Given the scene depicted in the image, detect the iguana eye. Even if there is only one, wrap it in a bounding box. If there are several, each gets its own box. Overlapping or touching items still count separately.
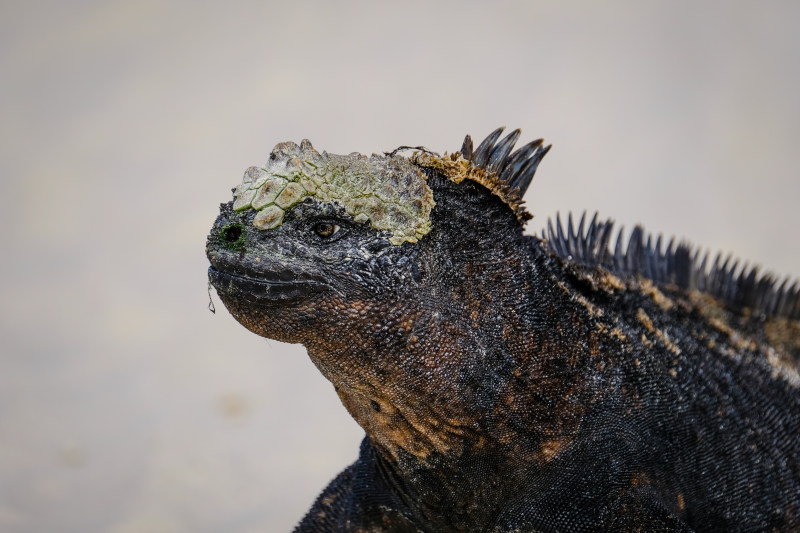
[313,222,340,238]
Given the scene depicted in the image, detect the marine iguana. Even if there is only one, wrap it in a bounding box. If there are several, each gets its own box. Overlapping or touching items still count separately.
[206,128,800,532]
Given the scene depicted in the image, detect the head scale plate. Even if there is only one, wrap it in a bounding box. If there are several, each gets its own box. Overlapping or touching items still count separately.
[231,140,435,245]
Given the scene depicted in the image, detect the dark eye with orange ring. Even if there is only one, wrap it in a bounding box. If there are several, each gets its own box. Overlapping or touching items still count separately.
[313,222,340,238]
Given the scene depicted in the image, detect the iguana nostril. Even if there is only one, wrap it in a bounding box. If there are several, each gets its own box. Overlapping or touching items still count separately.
[221,224,243,243]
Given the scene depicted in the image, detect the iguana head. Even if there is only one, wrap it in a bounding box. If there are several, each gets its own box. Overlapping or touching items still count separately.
[206,128,550,459]
[206,139,435,343]
[207,128,548,343]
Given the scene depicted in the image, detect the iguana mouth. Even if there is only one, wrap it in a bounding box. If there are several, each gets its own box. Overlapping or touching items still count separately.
[207,265,330,303]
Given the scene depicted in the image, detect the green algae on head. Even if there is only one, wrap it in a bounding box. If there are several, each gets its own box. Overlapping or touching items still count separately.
[231,139,435,245]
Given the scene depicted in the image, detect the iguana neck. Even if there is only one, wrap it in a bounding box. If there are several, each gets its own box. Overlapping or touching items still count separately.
[304,237,598,466]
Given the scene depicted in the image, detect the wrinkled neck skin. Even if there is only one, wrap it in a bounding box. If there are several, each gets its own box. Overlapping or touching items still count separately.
[308,235,569,462]
[327,243,599,528]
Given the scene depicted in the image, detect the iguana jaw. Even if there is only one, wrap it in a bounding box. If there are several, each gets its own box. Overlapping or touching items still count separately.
[207,265,330,304]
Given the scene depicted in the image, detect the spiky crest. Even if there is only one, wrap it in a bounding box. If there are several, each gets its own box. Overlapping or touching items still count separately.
[412,127,551,222]
[544,212,800,320]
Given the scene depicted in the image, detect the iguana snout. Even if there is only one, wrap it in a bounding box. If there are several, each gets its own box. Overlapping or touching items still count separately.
[206,202,333,306]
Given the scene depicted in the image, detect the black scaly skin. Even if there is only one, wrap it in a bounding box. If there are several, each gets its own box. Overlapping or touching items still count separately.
[207,129,800,532]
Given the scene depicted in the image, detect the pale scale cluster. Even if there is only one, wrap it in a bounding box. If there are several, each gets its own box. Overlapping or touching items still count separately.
[231,140,435,245]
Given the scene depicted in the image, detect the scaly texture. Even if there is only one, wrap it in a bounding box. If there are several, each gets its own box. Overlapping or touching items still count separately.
[231,139,435,245]
[207,128,800,532]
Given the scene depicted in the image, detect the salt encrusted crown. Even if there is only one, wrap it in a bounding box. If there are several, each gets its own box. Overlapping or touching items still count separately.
[231,140,435,245]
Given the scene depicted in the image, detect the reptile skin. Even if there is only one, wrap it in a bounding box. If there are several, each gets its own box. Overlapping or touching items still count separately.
[207,128,799,532]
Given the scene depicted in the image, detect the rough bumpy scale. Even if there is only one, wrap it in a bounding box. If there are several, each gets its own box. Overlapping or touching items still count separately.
[206,128,800,532]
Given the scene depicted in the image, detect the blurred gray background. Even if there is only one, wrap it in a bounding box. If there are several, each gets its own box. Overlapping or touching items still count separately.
[1,1,798,532]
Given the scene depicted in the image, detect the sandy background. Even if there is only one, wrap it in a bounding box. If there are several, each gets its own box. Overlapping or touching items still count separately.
[1,1,798,532]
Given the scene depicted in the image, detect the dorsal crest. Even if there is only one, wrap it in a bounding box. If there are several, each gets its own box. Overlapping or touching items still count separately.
[412,127,551,222]
[545,211,800,320]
